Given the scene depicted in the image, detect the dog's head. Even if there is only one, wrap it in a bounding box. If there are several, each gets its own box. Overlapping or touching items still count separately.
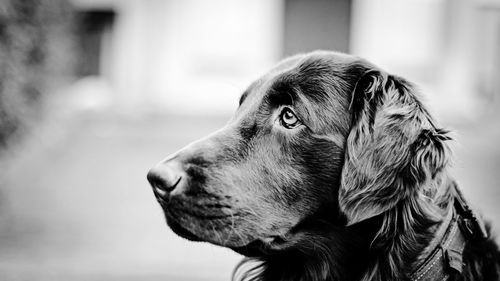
[147,51,450,255]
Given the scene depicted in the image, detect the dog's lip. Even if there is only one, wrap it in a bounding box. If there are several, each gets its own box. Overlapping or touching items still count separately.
[231,237,284,256]
[168,204,239,220]
[162,195,237,219]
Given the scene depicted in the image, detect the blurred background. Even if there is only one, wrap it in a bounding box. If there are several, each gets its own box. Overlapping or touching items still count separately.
[0,0,499,280]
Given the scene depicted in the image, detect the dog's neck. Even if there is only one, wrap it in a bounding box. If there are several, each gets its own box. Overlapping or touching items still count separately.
[234,176,456,281]
[234,215,382,281]
[353,174,455,281]
[413,198,454,265]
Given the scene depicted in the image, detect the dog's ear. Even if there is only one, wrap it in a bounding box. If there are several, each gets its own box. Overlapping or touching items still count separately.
[339,70,451,224]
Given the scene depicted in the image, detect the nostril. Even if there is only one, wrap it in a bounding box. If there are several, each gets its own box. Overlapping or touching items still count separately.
[159,176,181,193]
[147,166,183,196]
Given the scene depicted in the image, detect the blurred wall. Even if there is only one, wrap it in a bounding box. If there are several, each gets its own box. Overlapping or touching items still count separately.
[472,1,500,106]
[351,0,500,120]
[72,0,284,114]
[283,0,351,56]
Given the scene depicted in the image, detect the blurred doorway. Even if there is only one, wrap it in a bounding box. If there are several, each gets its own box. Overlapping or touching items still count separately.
[75,10,116,79]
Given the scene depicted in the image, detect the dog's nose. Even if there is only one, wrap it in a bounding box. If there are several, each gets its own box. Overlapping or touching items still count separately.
[147,163,183,197]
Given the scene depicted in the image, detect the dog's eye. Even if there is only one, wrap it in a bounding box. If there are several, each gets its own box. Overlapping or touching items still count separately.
[280,108,300,129]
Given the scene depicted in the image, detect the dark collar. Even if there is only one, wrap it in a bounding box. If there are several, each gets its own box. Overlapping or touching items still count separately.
[410,182,488,281]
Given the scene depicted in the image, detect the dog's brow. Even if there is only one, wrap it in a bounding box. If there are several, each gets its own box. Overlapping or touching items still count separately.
[266,85,298,107]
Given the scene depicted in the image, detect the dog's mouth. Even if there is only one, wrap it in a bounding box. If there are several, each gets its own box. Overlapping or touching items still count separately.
[162,202,252,246]
[161,200,312,251]
[166,210,285,255]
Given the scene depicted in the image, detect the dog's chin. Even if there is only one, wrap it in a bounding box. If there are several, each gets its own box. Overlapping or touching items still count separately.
[166,215,204,242]
[167,216,273,254]
[164,209,258,247]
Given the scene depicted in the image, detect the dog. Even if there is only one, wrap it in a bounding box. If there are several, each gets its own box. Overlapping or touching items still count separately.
[147,51,500,281]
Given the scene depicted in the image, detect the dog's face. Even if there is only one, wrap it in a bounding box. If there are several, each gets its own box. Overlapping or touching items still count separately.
[147,51,449,254]
[147,52,359,251]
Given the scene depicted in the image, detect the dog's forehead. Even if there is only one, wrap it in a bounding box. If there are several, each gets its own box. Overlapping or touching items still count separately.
[240,52,359,105]
[238,56,303,106]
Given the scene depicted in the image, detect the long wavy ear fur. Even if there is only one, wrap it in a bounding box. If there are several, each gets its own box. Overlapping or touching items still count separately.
[339,70,452,224]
